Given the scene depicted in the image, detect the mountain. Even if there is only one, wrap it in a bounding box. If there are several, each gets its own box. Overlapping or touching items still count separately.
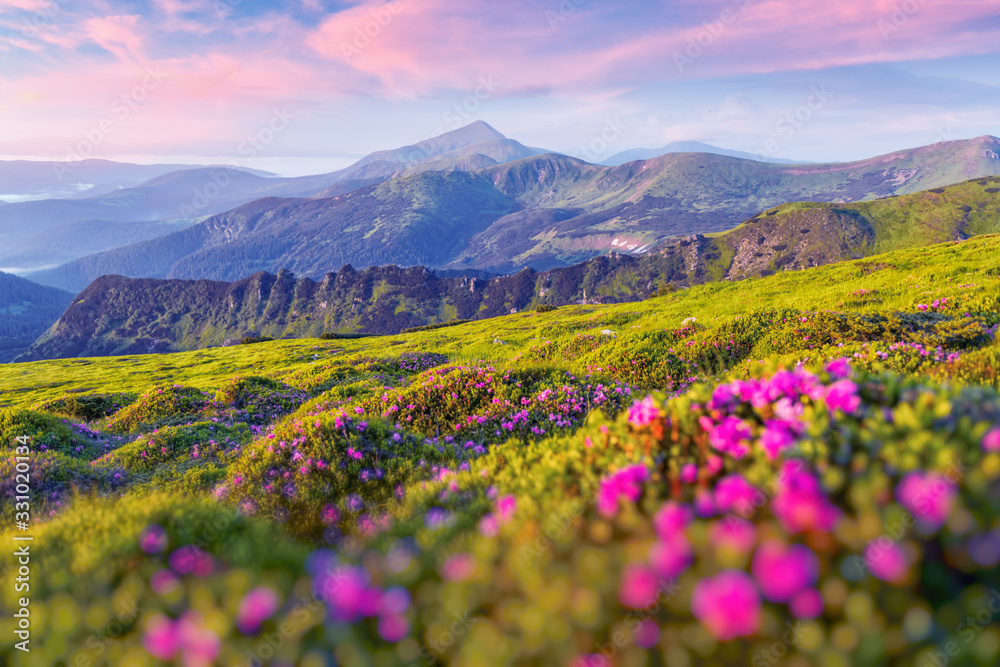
[1,123,546,275]
[0,158,274,203]
[16,175,1000,362]
[601,141,806,165]
[314,121,546,191]
[0,272,74,362]
[32,135,1000,292]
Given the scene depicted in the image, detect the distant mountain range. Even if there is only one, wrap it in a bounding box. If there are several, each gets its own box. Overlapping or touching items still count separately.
[601,141,807,166]
[0,122,547,274]
[30,133,1000,292]
[16,175,1000,362]
[0,272,73,362]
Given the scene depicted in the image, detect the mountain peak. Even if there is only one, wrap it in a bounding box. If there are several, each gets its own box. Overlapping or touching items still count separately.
[412,121,509,152]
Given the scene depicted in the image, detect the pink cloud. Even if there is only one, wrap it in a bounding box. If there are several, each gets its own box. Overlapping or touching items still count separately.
[306,0,1000,96]
[84,14,145,62]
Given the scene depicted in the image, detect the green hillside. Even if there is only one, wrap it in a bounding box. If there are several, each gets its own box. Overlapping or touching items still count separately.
[2,236,1000,666]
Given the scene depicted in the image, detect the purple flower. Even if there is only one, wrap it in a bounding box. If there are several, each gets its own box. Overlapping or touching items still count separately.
[896,471,956,529]
[751,540,818,602]
[824,358,853,380]
[824,379,861,414]
[628,396,661,428]
[691,570,761,641]
[760,420,796,460]
[772,461,839,534]
[346,494,365,512]
[713,474,762,517]
[653,501,692,541]
[139,523,169,554]
[863,539,909,583]
[619,564,659,608]
[983,428,1000,452]
[236,587,280,634]
[706,416,753,458]
[596,465,649,518]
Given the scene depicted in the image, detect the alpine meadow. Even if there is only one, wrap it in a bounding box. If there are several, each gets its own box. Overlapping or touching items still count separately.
[1,2,1000,667]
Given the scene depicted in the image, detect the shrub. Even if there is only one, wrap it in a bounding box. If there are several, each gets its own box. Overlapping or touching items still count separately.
[535,304,558,313]
[106,384,219,434]
[360,365,633,445]
[33,392,138,421]
[94,421,250,475]
[225,415,457,541]
[241,335,275,344]
[0,451,124,530]
[0,409,111,459]
[216,376,310,425]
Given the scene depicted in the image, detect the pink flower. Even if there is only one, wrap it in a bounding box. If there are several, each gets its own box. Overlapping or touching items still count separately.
[479,514,499,537]
[236,587,280,634]
[150,569,180,596]
[691,570,761,641]
[707,417,753,458]
[143,614,180,660]
[169,545,214,577]
[619,564,659,609]
[824,379,861,414]
[790,589,824,619]
[653,502,692,541]
[713,474,762,517]
[139,523,169,554]
[982,428,1000,452]
[176,613,220,667]
[709,516,757,557]
[760,420,796,460]
[596,465,649,518]
[680,463,697,483]
[497,495,517,524]
[634,619,659,648]
[441,553,476,582]
[824,358,853,380]
[863,539,909,583]
[771,461,839,534]
[896,472,956,529]
[628,396,661,427]
[751,540,818,602]
[378,614,410,642]
[649,535,693,578]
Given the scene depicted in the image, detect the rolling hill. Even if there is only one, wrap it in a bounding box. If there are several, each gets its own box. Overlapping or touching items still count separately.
[31,135,1000,292]
[0,272,74,362]
[601,140,805,165]
[16,176,1000,362]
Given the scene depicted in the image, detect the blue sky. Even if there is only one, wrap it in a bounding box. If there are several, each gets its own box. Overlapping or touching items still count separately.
[1,0,998,170]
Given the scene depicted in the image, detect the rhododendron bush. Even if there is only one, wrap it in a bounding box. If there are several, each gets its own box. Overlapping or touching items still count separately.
[5,352,1000,666]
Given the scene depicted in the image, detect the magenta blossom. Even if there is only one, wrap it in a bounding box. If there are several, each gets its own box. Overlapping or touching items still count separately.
[441,553,476,582]
[236,587,280,634]
[628,396,662,427]
[982,428,1000,452]
[497,495,517,524]
[143,614,180,660]
[596,465,649,518]
[824,379,861,414]
[825,358,853,380]
[751,540,818,602]
[863,539,909,583]
[771,461,840,534]
[619,564,659,609]
[653,501,693,541]
[706,416,753,458]
[896,471,957,529]
[713,474,763,517]
[649,535,693,578]
[760,419,797,460]
[790,589,824,619]
[691,570,761,641]
[139,523,169,554]
[710,516,757,557]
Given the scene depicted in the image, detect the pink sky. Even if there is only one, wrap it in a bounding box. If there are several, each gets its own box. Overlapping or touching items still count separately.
[1,0,998,163]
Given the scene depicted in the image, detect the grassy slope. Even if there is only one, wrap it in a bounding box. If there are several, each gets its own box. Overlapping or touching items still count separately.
[4,235,997,409]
